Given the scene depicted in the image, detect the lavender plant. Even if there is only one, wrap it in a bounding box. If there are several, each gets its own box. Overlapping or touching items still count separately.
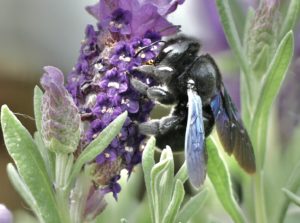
[1,0,300,223]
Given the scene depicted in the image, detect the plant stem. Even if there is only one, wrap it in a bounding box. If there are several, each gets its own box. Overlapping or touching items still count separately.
[254,171,267,223]
[55,153,72,223]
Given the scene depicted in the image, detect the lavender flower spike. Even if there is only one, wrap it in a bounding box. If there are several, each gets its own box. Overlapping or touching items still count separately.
[41,66,81,154]
[67,0,184,199]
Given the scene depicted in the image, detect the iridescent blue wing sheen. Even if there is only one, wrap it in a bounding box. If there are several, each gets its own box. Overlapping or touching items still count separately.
[185,88,207,188]
[210,84,256,173]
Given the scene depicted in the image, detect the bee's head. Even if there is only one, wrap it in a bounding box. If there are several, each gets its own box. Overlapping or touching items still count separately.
[155,35,200,67]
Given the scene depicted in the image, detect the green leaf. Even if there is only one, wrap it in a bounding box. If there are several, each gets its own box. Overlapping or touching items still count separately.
[34,132,55,181]
[276,159,300,222]
[252,31,293,127]
[6,163,41,219]
[1,105,62,223]
[69,111,127,184]
[162,180,185,223]
[282,188,300,207]
[241,7,255,126]
[158,147,175,216]
[280,0,300,38]
[151,158,170,222]
[142,137,156,223]
[174,161,188,184]
[206,137,246,223]
[215,0,250,77]
[33,86,43,133]
[33,87,56,181]
[251,31,294,165]
[175,188,208,223]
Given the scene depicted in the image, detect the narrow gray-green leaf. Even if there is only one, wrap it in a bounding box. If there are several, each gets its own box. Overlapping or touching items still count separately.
[251,31,294,164]
[252,31,293,128]
[151,159,170,222]
[215,0,250,76]
[282,188,300,207]
[207,137,246,223]
[33,86,43,133]
[241,7,255,126]
[142,137,156,223]
[175,188,209,223]
[174,161,188,183]
[34,132,55,181]
[69,111,127,183]
[6,163,41,220]
[280,0,300,38]
[1,105,61,223]
[162,180,184,223]
[277,159,300,222]
[158,147,175,214]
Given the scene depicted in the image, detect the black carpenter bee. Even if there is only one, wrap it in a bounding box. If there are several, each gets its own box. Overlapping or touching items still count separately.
[131,35,256,187]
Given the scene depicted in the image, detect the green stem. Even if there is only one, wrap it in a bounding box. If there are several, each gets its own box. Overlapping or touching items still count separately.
[250,115,269,223]
[254,172,267,223]
[55,153,72,223]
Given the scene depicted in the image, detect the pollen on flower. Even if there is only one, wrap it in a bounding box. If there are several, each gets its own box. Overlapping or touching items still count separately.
[107,81,120,88]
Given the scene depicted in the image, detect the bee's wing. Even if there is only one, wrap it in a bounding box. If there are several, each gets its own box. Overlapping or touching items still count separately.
[185,89,207,188]
[210,84,256,173]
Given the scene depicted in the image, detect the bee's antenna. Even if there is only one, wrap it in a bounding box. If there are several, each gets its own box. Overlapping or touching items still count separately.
[134,40,166,57]
[158,25,181,35]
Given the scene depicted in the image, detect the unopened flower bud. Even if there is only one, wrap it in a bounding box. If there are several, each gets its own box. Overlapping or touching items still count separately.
[246,0,280,77]
[84,188,107,221]
[41,66,81,153]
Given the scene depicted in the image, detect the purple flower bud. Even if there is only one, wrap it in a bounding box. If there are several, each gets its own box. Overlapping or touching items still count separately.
[246,0,280,76]
[41,66,81,153]
[84,188,107,221]
[0,204,13,223]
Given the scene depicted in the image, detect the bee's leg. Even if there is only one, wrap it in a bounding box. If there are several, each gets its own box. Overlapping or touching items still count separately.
[130,78,176,105]
[130,78,149,95]
[139,115,183,136]
[147,87,176,105]
[138,115,186,150]
[134,65,175,84]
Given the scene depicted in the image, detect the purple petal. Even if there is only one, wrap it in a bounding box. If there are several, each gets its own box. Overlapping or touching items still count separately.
[86,0,121,21]
[41,66,64,90]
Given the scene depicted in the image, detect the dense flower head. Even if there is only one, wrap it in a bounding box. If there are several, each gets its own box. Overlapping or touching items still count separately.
[67,0,183,198]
